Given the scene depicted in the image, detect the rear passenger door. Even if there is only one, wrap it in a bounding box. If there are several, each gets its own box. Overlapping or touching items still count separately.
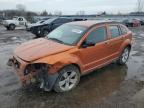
[107,25,124,59]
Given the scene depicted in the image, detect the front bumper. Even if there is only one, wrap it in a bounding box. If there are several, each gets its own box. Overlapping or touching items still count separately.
[7,56,32,86]
[7,56,58,91]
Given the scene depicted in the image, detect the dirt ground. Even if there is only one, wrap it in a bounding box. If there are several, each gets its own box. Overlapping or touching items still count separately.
[0,25,144,108]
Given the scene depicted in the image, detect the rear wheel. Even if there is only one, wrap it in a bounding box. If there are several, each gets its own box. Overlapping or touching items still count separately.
[9,24,16,30]
[117,47,130,65]
[54,65,80,92]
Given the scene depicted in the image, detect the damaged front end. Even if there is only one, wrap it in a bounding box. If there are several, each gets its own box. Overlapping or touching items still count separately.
[8,57,58,91]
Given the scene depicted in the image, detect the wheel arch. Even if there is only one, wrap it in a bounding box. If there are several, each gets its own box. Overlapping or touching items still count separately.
[50,62,82,75]
[119,39,132,55]
[9,23,16,26]
[32,55,83,75]
[125,44,131,50]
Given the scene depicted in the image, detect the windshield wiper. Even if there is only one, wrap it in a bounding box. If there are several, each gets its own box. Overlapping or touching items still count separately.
[48,38,64,44]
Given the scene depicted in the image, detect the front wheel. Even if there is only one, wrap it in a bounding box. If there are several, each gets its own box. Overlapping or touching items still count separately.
[41,29,49,37]
[117,47,130,65]
[54,65,80,92]
[9,24,16,30]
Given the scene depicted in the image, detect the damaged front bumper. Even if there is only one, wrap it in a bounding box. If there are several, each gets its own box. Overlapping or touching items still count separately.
[7,56,58,91]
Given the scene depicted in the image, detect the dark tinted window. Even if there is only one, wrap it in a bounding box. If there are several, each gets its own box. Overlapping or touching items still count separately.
[73,19,87,21]
[109,26,120,38]
[54,18,72,23]
[120,26,128,35]
[18,18,23,21]
[86,27,106,44]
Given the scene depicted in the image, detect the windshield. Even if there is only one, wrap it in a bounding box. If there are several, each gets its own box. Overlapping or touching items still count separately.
[12,17,18,20]
[47,24,87,45]
[36,20,45,24]
[43,18,57,24]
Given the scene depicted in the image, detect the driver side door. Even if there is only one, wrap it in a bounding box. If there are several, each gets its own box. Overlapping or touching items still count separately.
[78,25,110,73]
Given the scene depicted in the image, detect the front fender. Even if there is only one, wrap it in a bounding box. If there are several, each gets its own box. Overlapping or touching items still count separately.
[32,53,83,74]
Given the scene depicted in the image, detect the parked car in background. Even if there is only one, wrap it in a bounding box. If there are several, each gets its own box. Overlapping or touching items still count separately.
[123,18,141,27]
[8,20,132,92]
[139,19,144,26]
[2,16,28,30]
[26,20,46,31]
[0,17,6,24]
[29,17,87,38]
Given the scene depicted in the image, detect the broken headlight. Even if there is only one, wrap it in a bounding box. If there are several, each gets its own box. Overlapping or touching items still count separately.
[24,63,50,76]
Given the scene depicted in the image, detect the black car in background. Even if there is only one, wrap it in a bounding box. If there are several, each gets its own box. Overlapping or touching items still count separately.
[140,20,144,26]
[29,17,87,38]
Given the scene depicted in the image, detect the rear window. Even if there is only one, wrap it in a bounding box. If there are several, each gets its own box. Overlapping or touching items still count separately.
[109,25,120,38]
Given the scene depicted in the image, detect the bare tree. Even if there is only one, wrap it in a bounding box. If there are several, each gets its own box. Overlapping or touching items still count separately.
[76,11,85,16]
[40,10,48,16]
[16,4,26,12]
[136,0,144,12]
[54,11,62,16]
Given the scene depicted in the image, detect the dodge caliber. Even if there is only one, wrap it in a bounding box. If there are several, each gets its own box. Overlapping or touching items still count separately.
[8,21,132,92]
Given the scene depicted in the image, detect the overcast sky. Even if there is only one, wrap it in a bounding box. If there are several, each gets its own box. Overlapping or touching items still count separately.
[0,0,138,14]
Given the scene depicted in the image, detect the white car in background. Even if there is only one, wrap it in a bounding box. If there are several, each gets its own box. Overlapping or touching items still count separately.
[2,16,28,30]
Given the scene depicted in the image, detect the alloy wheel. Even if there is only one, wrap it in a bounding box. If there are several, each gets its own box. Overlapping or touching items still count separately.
[59,70,78,91]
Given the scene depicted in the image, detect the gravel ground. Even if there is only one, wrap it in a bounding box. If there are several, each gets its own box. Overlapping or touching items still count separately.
[0,25,144,108]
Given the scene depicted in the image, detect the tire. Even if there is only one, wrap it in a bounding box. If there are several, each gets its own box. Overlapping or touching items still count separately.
[54,65,80,92]
[6,27,10,30]
[41,29,49,37]
[35,34,41,38]
[9,24,16,30]
[117,47,130,65]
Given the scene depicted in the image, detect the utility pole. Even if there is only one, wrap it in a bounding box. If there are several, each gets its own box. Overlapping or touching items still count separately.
[136,0,144,12]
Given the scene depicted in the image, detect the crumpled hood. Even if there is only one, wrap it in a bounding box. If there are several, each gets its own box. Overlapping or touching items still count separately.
[14,38,73,62]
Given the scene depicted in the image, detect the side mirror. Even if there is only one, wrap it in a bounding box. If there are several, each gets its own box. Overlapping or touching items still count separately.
[81,41,95,48]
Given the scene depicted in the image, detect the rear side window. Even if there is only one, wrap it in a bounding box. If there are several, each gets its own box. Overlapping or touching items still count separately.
[120,25,128,35]
[109,26,120,38]
[86,27,107,44]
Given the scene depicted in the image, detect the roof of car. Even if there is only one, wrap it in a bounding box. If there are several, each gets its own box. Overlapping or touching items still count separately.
[67,20,119,27]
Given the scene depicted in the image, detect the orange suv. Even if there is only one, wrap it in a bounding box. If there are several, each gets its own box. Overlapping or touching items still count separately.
[8,21,132,92]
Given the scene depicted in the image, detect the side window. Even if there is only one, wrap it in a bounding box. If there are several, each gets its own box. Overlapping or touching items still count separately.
[86,27,107,44]
[109,25,120,38]
[120,25,128,35]
[53,19,61,23]
[18,18,23,21]
[54,18,72,24]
